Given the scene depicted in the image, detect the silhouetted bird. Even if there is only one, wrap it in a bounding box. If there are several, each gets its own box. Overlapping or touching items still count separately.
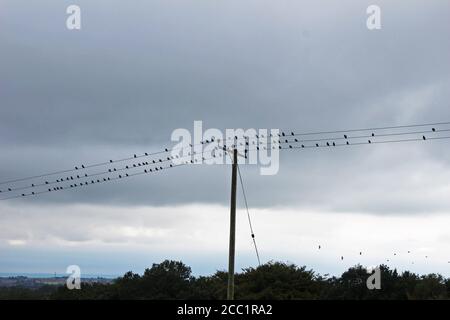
[423,136,426,140]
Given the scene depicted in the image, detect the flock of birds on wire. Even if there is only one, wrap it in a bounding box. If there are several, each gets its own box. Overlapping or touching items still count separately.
[1,121,450,201]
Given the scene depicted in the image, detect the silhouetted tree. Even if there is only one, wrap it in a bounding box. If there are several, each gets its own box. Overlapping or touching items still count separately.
[235,261,322,299]
[2,260,448,300]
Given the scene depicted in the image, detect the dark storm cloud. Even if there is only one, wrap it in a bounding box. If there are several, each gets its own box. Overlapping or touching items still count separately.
[1,0,450,214]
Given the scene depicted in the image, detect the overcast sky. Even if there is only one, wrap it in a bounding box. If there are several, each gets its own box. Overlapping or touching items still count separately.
[1,0,450,277]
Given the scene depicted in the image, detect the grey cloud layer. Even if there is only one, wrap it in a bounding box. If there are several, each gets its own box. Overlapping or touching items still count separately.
[1,0,450,214]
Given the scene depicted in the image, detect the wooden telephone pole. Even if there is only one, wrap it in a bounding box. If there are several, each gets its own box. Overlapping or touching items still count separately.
[227,148,238,300]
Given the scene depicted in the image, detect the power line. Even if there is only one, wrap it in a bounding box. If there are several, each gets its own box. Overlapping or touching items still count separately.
[0,144,229,200]
[3,134,450,200]
[1,125,445,193]
[0,161,187,201]
[277,121,450,137]
[1,121,448,187]
[0,139,219,186]
[0,142,225,193]
[279,128,450,144]
[288,135,450,150]
[0,125,442,193]
[2,122,450,200]
[237,162,261,266]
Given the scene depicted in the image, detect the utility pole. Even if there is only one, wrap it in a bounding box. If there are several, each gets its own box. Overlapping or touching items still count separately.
[227,148,238,300]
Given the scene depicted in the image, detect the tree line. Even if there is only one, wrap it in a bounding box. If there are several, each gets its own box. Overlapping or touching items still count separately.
[1,260,449,300]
